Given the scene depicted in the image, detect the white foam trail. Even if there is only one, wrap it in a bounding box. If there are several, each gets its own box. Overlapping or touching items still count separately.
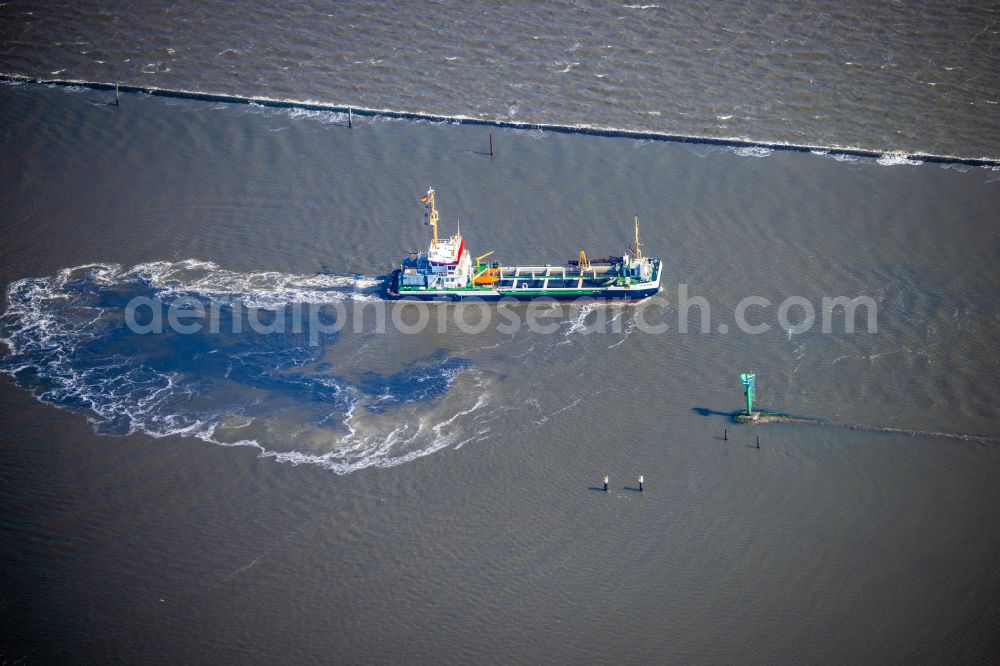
[877,152,924,166]
[562,303,608,337]
[733,146,773,158]
[1,260,495,475]
[118,259,382,308]
[814,151,863,163]
[608,312,639,348]
[253,377,491,474]
[534,394,584,426]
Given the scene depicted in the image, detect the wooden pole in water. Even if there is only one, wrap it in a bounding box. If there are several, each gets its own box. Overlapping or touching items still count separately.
[489,132,493,156]
[115,81,119,106]
[724,428,727,441]
[348,107,352,128]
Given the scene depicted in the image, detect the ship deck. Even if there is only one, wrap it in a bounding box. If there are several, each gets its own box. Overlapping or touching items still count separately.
[394,260,660,295]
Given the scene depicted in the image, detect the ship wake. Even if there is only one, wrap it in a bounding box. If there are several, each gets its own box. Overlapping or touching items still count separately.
[0,261,492,474]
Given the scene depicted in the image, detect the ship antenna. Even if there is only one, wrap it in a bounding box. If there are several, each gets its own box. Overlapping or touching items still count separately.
[634,214,643,261]
[426,187,439,249]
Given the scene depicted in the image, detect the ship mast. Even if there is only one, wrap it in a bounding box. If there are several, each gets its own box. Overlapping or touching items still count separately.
[425,187,439,249]
[634,214,643,261]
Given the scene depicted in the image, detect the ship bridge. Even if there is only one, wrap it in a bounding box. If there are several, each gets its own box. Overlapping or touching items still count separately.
[428,234,465,265]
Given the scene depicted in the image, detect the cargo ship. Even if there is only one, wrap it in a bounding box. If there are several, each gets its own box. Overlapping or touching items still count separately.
[387,188,663,301]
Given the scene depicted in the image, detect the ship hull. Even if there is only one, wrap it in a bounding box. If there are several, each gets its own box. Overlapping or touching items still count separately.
[387,262,663,302]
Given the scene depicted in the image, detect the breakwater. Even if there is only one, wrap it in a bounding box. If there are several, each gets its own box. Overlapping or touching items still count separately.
[4,73,999,169]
